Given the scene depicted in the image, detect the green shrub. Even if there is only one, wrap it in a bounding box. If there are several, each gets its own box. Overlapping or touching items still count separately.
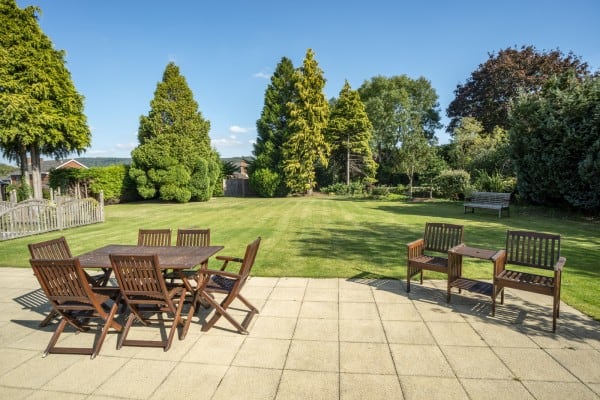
[473,170,516,193]
[6,182,31,201]
[321,182,364,196]
[434,169,471,200]
[249,168,280,197]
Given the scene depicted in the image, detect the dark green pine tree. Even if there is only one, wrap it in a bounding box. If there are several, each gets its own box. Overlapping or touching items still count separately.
[283,49,330,195]
[251,57,297,196]
[129,62,219,202]
[0,0,91,199]
[327,80,377,185]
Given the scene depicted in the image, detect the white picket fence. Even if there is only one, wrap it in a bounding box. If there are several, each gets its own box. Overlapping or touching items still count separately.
[0,192,104,241]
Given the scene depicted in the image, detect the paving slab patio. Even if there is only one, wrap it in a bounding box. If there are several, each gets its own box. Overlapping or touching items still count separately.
[1,267,599,399]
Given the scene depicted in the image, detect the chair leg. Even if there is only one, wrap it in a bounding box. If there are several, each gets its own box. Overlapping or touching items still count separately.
[92,303,121,359]
[43,318,68,357]
[491,286,497,316]
[39,309,59,327]
[117,313,136,350]
[201,294,248,334]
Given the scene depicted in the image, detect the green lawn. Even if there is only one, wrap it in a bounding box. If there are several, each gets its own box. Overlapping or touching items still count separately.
[1,196,598,320]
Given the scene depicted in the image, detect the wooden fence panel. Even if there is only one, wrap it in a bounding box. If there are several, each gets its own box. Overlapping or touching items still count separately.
[0,193,104,241]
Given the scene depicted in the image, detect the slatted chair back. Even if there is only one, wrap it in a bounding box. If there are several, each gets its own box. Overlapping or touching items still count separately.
[29,258,121,358]
[137,229,172,246]
[28,236,73,260]
[505,230,561,270]
[176,228,210,247]
[423,222,464,253]
[109,254,171,307]
[32,258,96,307]
[28,236,109,328]
[109,253,188,351]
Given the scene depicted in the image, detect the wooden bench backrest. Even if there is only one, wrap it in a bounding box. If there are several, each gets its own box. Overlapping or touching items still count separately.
[505,230,561,270]
[470,192,511,204]
[423,222,464,253]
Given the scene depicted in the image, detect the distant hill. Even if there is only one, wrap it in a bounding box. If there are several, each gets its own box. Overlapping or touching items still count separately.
[222,156,254,164]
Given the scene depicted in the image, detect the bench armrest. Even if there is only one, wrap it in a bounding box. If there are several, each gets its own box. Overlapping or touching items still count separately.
[406,238,425,261]
[554,256,566,271]
[492,249,507,276]
[448,243,465,253]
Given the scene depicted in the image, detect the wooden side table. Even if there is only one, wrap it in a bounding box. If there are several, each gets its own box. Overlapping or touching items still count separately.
[447,245,501,303]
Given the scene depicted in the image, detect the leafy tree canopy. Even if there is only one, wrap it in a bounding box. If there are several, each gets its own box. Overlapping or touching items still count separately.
[509,72,600,211]
[0,0,90,198]
[447,45,590,134]
[358,75,441,185]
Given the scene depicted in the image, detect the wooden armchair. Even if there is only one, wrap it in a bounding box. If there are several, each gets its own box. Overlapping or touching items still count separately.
[29,258,122,359]
[109,254,193,350]
[492,230,565,332]
[28,236,111,326]
[196,237,261,334]
[137,229,172,246]
[406,222,464,299]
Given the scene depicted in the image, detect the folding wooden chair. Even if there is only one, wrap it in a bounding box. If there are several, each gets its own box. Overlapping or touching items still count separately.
[28,236,111,326]
[137,229,172,246]
[406,222,464,299]
[196,237,261,334]
[165,229,211,290]
[29,258,122,359]
[109,254,192,350]
[492,230,566,332]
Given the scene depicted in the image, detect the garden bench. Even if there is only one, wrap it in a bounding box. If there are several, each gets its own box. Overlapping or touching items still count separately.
[464,191,511,218]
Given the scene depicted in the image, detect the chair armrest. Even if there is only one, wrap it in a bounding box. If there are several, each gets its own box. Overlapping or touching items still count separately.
[216,255,243,263]
[201,268,242,280]
[406,238,424,251]
[215,255,243,271]
[554,256,566,271]
[448,243,465,253]
[492,249,507,276]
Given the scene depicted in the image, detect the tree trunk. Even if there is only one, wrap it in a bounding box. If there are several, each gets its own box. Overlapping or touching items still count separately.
[19,148,27,185]
[30,146,43,199]
[346,134,350,185]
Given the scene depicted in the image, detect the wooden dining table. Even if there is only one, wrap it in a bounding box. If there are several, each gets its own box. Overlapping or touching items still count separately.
[78,244,224,271]
[77,244,224,337]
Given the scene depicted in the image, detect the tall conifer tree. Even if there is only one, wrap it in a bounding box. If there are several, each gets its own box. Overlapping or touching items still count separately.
[129,62,219,202]
[283,49,330,194]
[327,81,377,185]
[252,57,297,196]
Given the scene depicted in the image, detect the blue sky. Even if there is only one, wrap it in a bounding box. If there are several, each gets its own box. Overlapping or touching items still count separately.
[9,0,600,165]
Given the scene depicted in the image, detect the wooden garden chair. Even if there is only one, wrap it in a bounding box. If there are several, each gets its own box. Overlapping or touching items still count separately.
[406,222,464,299]
[492,230,565,332]
[109,254,193,351]
[29,258,122,359]
[165,228,211,290]
[196,237,261,334]
[28,236,111,326]
[137,229,172,246]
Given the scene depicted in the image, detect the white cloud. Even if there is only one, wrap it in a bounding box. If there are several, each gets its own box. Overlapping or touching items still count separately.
[213,137,242,147]
[229,125,249,134]
[253,70,271,79]
[115,142,137,150]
